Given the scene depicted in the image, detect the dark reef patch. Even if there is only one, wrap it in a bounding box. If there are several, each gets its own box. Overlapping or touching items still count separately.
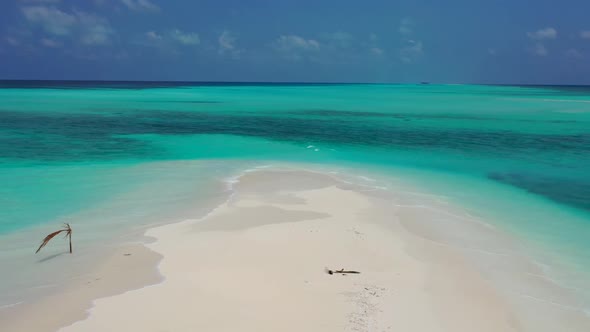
[488,172,590,212]
[1,107,589,213]
[1,109,588,163]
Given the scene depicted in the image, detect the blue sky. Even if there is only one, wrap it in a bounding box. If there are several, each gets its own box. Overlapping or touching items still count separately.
[1,0,589,83]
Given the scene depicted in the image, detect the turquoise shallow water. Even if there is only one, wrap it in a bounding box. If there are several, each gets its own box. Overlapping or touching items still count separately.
[0,82,589,307]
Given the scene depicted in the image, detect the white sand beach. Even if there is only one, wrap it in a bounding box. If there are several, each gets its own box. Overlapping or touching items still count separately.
[4,168,590,332]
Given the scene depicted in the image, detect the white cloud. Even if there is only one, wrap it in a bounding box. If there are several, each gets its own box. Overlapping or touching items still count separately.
[580,31,590,39]
[526,28,556,57]
[361,33,385,56]
[366,33,384,57]
[275,35,320,51]
[218,31,235,51]
[21,6,114,46]
[76,11,114,45]
[5,37,21,46]
[40,37,61,47]
[80,24,112,45]
[170,29,200,45]
[398,18,423,63]
[527,27,557,40]
[141,29,200,49]
[565,48,583,58]
[273,35,320,61]
[399,18,414,36]
[323,31,354,49]
[370,47,384,56]
[532,43,548,56]
[20,0,62,3]
[218,30,241,57]
[146,30,162,40]
[22,6,76,35]
[120,0,160,12]
[400,39,423,63]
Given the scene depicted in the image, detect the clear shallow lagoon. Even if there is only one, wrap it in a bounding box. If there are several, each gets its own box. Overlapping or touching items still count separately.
[1,82,589,308]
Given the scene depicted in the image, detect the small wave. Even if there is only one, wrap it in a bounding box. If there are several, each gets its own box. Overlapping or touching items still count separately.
[516,294,587,312]
[0,301,24,310]
[223,177,240,191]
[556,109,590,113]
[30,283,59,290]
[502,97,590,104]
[541,98,590,104]
[222,164,283,192]
[357,176,376,182]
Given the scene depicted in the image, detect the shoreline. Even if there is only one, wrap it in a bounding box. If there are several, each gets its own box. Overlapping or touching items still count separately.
[0,243,163,332]
[2,166,590,331]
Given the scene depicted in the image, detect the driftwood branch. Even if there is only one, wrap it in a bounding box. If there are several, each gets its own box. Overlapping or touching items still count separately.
[325,268,361,275]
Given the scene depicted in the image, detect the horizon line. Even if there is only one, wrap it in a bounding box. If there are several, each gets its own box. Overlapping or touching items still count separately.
[1,79,589,87]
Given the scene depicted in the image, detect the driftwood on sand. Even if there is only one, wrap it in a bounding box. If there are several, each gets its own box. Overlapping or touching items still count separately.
[35,223,73,254]
[325,268,361,275]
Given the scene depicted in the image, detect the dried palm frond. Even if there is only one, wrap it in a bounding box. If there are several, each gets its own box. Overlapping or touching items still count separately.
[35,223,73,254]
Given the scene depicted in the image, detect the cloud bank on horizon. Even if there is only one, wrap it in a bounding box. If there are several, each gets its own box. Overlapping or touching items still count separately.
[1,0,589,84]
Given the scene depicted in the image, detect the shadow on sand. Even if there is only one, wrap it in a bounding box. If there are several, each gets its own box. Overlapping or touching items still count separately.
[37,252,67,263]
